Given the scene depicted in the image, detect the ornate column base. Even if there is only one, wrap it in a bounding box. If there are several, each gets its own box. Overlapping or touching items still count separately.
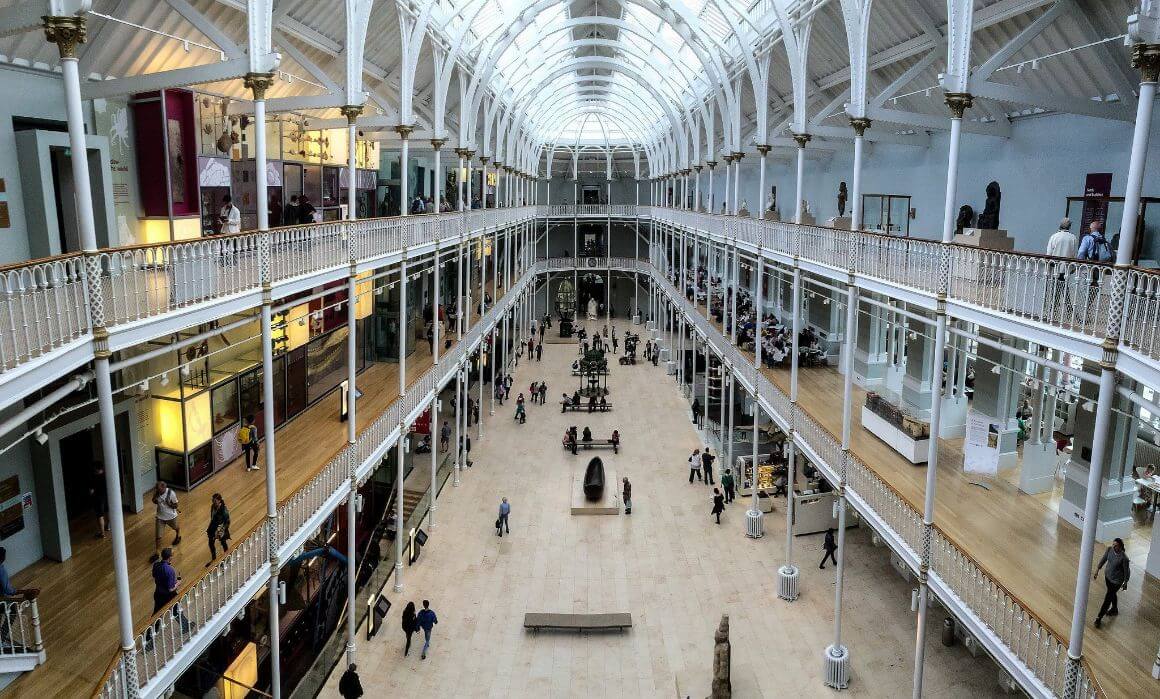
[823,643,851,690]
[745,507,764,538]
[777,564,799,601]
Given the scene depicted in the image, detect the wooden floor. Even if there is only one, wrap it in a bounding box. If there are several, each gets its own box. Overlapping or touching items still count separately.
[8,280,496,697]
[692,306,1158,699]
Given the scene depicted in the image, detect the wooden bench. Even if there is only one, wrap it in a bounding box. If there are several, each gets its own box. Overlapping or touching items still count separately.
[563,438,620,454]
[560,401,613,413]
[523,612,632,634]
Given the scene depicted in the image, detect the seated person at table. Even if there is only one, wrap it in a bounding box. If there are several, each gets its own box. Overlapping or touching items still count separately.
[611,430,620,446]
[572,391,582,406]
[588,394,598,412]
[582,426,593,442]
[599,396,607,410]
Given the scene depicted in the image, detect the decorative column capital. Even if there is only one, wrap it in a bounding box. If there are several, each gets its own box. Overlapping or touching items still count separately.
[849,117,872,137]
[480,155,491,165]
[755,144,771,156]
[1131,43,1160,83]
[43,15,86,59]
[722,154,734,164]
[944,92,974,119]
[243,72,276,101]
[339,104,363,124]
[430,138,446,150]
[792,133,811,149]
[394,124,414,138]
[693,164,703,172]
[705,160,717,170]
[465,150,476,160]
[731,151,745,162]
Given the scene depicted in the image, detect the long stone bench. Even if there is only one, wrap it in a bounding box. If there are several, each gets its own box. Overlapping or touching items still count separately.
[523,612,632,633]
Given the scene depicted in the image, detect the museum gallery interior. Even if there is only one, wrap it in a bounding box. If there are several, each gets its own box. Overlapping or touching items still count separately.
[1,0,1160,697]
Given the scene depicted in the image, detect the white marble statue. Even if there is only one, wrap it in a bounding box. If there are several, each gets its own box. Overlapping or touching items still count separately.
[587,296,598,320]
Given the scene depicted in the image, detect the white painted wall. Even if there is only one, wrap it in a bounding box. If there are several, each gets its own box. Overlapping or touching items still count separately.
[731,112,1160,253]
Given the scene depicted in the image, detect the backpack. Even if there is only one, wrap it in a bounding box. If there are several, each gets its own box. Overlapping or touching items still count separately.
[238,425,254,445]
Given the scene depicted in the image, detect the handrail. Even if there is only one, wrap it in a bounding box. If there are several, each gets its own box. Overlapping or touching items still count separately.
[91,216,536,698]
[639,257,1105,698]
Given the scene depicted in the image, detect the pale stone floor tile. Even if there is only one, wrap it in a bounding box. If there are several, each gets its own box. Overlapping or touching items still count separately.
[322,340,1007,698]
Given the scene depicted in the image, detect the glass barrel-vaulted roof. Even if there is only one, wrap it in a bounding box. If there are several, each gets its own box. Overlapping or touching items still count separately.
[424,0,777,146]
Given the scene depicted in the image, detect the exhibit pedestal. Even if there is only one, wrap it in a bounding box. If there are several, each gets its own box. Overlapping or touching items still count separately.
[632,314,641,325]
[1019,442,1058,495]
[939,395,969,439]
[799,212,817,225]
[665,360,676,376]
[827,215,851,229]
[954,227,1015,251]
[861,405,929,464]
[571,462,619,515]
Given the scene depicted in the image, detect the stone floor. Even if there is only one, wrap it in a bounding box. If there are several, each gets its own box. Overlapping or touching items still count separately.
[324,330,1009,698]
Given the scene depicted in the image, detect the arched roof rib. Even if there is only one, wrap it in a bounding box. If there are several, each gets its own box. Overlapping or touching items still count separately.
[0,0,1138,177]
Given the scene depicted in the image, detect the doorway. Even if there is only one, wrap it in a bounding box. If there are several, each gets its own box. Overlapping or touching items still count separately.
[57,413,132,545]
[582,186,600,205]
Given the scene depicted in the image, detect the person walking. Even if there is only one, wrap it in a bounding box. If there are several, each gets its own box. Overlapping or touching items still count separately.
[1077,220,1113,262]
[691,398,703,428]
[721,468,735,504]
[417,600,438,659]
[462,434,472,468]
[401,601,418,656]
[622,477,632,515]
[515,398,526,424]
[711,488,725,524]
[151,547,179,614]
[497,497,511,536]
[1093,538,1130,628]
[820,528,838,569]
[90,463,109,539]
[688,448,702,483]
[1046,218,1078,258]
[150,481,181,562]
[652,345,659,366]
[702,448,716,485]
[338,663,364,698]
[205,493,230,567]
[538,382,547,405]
[536,343,542,361]
[440,420,451,450]
[238,414,260,471]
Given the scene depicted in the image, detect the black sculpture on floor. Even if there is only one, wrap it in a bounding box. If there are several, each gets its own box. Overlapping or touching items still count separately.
[977,181,1001,229]
[583,457,605,501]
[837,181,848,217]
[955,205,974,235]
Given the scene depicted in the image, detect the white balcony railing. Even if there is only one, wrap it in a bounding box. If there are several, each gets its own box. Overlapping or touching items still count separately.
[0,597,44,667]
[644,258,1102,698]
[647,207,1153,369]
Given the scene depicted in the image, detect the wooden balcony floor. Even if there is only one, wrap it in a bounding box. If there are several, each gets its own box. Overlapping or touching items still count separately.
[10,280,497,697]
[690,306,1158,699]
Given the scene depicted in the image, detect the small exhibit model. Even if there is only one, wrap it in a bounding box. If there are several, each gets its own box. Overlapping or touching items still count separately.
[977,180,1002,229]
[955,204,975,234]
[583,457,605,501]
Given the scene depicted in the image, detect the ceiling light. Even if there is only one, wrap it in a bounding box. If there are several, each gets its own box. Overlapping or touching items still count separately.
[160,372,170,387]
[1082,400,1094,412]
[991,364,1001,375]
[34,429,47,445]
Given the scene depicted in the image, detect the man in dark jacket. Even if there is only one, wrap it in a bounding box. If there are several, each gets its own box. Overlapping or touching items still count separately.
[338,663,363,698]
[820,528,838,569]
[701,448,716,485]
